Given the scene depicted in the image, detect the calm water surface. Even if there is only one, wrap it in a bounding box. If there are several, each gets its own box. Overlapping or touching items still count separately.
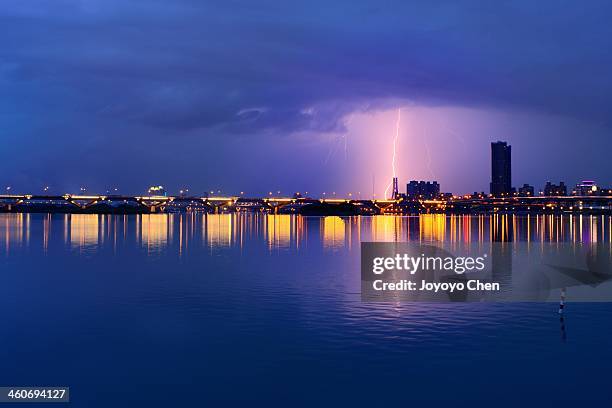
[1,213,611,407]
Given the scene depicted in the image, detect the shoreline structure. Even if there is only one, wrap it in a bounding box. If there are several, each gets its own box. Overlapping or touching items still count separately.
[1,193,611,215]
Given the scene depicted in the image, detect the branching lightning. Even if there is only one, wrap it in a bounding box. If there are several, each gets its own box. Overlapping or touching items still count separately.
[384,108,401,198]
[324,114,353,165]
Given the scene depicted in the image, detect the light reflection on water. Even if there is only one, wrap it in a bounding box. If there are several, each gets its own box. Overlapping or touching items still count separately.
[0,213,610,254]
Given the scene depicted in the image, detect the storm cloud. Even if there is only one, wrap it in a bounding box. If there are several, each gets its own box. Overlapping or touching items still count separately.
[1,0,611,193]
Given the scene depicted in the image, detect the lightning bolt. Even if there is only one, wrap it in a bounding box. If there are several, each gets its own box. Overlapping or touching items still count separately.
[384,108,401,198]
[324,114,353,165]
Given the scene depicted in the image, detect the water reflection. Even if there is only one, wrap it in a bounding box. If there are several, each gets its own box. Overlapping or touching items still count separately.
[0,213,610,255]
[70,214,99,249]
[2,213,25,252]
[369,216,404,242]
[141,214,170,252]
[206,214,233,248]
[322,217,347,249]
[266,215,292,249]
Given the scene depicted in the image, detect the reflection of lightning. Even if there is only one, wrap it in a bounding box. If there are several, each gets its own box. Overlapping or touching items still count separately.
[384,108,401,198]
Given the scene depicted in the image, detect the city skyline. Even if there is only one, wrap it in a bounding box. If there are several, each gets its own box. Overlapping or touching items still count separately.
[2,3,612,407]
[0,137,608,199]
[1,1,611,195]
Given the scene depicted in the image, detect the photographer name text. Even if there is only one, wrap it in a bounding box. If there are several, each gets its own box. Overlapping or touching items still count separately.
[372,279,500,292]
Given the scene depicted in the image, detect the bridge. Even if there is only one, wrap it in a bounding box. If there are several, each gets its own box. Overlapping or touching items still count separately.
[0,193,610,215]
[0,193,398,215]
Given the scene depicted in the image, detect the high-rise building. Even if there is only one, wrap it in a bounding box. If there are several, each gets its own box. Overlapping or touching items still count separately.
[490,141,512,197]
[406,180,440,199]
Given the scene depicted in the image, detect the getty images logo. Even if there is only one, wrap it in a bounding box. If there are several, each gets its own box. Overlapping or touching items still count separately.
[372,253,488,275]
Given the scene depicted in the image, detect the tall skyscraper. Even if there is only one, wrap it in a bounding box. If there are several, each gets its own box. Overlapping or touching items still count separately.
[490,141,512,197]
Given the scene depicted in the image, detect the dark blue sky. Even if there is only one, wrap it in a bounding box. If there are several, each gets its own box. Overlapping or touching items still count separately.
[1,0,611,196]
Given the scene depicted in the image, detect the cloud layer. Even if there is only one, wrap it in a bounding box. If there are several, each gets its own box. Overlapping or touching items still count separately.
[1,0,611,193]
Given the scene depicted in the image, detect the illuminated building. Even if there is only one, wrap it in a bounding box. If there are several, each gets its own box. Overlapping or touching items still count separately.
[572,180,598,196]
[148,185,166,196]
[518,184,534,197]
[406,180,440,199]
[543,181,567,196]
[490,141,512,197]
[470,191,486,199]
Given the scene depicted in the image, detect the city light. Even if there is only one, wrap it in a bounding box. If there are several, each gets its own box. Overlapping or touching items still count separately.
[0,141,610,215]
